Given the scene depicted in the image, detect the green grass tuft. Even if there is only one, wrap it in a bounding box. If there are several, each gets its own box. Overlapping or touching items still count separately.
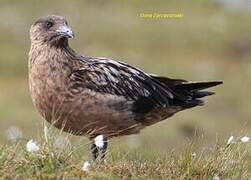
[0,131,250,179]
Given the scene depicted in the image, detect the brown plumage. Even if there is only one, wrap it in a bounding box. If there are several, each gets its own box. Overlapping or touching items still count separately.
[28,15,222,160]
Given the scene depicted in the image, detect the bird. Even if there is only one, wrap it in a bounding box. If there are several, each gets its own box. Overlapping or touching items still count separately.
[28,15,222,160]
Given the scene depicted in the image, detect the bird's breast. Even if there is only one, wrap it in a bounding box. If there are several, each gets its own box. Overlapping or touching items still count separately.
[28,51,71,121]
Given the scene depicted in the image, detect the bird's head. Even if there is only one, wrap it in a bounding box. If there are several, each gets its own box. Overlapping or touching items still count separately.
[30,15,74,47]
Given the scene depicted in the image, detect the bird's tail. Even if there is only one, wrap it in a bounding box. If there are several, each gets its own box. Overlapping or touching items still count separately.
[174,81,223,92]
[173,81,222,107]
[152,76,222,108]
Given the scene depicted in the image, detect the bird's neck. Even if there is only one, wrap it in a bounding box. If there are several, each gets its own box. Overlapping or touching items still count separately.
[29,40,76,65]
[29,41,76,87]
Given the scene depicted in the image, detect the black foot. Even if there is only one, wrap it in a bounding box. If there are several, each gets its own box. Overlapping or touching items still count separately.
[91,143,98,161]
[90,136,108,161]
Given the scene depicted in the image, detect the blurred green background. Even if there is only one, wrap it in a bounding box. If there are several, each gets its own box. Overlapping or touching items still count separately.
[0,0,250,153]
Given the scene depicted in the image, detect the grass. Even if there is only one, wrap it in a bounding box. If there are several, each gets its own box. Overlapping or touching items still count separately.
[0,126,250,179]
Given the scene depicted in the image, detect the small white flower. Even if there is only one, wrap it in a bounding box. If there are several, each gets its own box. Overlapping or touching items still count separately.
[191,153,196,157]
[26,139,40,153]
[94,135,104,148]
[227,136,235,145]
[240,136,250,143]
[213,174,220,180]
[82,161,91,172]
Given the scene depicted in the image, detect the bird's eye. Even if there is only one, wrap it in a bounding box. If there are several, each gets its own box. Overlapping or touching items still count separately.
[45,21,53,29]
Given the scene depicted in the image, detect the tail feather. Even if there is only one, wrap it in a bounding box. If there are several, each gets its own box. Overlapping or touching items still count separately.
[151,75,222,109]
[192,91,215,98]
[173,81,222,108]
[175,81,223,92]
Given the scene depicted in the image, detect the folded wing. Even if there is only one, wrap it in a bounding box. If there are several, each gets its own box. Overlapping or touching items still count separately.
[69,57,222,116]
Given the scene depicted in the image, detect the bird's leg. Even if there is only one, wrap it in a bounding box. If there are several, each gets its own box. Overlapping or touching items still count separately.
[92,135,108,161]
[90,143,98,161]
[99,137,108,161]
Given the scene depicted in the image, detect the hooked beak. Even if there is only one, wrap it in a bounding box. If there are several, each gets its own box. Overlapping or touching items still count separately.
[56,25,74,38]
